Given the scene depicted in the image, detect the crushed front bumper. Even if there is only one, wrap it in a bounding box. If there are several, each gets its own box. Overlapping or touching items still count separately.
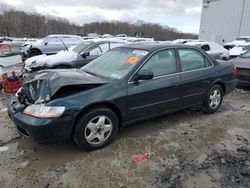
[8,96,74,144]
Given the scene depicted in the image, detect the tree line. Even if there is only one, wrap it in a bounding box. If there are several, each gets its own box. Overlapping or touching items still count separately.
[0,3,197,41]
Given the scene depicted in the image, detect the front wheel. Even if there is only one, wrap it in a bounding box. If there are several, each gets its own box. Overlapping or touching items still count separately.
[29,49,42,57]
[73,107,119,151]
[202,85,224,114]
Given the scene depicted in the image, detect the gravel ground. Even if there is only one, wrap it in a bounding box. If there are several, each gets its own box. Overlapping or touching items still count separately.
[0,88,250,188]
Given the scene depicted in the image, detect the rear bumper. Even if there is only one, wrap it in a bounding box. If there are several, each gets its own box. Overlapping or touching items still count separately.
[236,79,250,89]
[8,96,74,144]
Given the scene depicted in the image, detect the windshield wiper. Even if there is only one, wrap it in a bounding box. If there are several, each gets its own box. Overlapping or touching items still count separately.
[83,70,108,80]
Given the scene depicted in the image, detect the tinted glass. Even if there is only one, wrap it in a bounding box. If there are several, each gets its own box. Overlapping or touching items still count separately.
[82,48,148,79]
[99,43,110,53]
[201,45,210,51]
[141,50,177,77]
[241,50,250,58]
[179,49,206,71]
[89,46,102,56]
[72,42,92,53]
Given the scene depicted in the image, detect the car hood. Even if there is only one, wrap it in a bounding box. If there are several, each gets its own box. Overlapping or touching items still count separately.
[19,69,108,104]
[25,50,78,68]
[230,58,250,69]
[229,46,247,56]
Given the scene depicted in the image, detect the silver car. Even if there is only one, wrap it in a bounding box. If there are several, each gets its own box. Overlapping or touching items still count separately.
[19,34,83,61]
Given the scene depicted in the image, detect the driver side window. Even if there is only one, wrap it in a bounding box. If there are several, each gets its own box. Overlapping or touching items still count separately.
[89,46,102,56]
[140,49,177,77]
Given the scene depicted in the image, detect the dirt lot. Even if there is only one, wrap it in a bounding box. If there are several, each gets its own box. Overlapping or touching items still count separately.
[0,88,250,188]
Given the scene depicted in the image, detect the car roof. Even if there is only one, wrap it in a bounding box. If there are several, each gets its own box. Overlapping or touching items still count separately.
[119,43,195,51]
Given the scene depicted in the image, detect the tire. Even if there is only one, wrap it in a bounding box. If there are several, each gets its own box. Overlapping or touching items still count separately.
[29,49,42,57]
[73,107,119,151]
[202,85,224,114]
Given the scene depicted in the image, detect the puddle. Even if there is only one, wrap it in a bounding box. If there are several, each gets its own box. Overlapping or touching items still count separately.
[185,173,218,188]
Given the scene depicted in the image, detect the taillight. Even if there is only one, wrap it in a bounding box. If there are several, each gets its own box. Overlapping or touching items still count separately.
[233,67,238,78]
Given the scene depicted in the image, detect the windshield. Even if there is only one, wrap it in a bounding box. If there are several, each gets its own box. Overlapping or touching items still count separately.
[82,48,148,79]
[72,42,92,53]
[241,50,250,58]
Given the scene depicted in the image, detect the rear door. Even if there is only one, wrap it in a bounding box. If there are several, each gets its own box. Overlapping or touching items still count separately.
[127,49,181,120]
[177,48,214,107]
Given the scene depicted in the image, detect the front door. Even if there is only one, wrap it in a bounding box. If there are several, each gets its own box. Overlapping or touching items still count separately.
[127,49,181,120]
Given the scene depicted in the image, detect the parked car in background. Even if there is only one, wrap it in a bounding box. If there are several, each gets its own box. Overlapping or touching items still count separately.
[115,34,128,38]
[224,36,250,50]
[126,37,154,43]
[186,41,229,60]
[101,34,114,38]
[19,34,83,61]
[230,50,250,88]
[0,36,13,43]
[229,43,250,59]
[24,39,127,72]
[172,39,204,44]
[8,44,236,150]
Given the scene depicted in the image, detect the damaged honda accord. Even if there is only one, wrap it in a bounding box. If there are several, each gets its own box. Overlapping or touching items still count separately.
[8,44,237,150]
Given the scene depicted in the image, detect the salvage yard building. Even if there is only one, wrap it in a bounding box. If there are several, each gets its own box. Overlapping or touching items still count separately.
[199,0,250,44]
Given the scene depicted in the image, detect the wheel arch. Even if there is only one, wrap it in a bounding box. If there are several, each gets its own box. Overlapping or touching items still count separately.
[210,80,226,95]
[29,48,42,56]
[71,102,123,135]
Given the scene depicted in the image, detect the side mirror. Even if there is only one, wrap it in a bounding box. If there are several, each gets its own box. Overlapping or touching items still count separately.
[44,42,48,45]
[133,70,154,81]
[81,52,90,58]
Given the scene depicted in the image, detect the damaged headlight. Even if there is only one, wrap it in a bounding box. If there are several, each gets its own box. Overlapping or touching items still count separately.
[23,104,65,119]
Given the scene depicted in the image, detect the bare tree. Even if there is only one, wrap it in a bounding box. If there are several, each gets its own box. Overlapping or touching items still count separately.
[0,3,197,40]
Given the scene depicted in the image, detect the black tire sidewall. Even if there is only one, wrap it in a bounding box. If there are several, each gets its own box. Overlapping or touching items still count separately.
[203,85,224,113]
[29,49,41,57]
[73,108,119,151]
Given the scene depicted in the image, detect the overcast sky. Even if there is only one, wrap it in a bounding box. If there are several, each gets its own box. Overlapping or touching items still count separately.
[2,0,202,33]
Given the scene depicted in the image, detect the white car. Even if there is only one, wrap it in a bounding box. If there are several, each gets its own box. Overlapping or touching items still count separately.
[224,36,250,50]
[229,43,250,58]
[186,41,229,60]
[172,39,205,44]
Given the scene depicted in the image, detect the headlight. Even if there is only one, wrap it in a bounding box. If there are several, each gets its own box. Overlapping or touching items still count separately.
[23,104,65,119]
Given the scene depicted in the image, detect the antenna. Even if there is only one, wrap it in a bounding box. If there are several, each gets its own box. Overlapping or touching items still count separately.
[59,37,69,51]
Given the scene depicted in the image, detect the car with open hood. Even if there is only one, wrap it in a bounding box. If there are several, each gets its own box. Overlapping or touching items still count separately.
[230,50,250,88]
[8,44,236,150]
[24,39,127,72]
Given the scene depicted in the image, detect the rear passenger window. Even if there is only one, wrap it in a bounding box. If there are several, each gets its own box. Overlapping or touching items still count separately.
[178,49,210,71]
[201,45,210,51]
[141,50,177,77]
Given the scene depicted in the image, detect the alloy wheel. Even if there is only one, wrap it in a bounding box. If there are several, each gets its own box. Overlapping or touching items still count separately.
[84,115,113,145]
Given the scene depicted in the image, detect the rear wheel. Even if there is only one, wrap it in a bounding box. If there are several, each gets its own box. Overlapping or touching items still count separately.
[73,107,119,151]
[202,85,224,114]
[29,49,42,57]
